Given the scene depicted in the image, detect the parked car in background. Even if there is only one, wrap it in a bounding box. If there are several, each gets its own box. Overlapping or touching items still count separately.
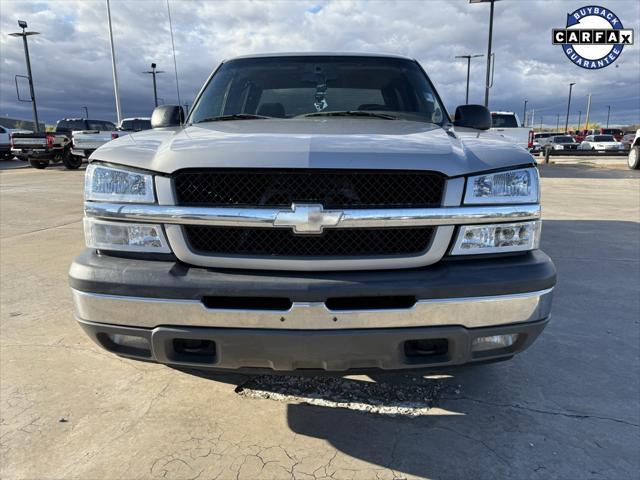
[575,128,623,143]
[118,117,152,132]
[546,135,578,152]
[627,130,640,170]
[532,132,558,153]
[621,131,636,150]
[1,127,32,160]
[71,52,556,373]
[600,128,623,141]
[578,134,625,152]
[71,120,118,159]
[0,125,11,159]
[490,111,534,151]
[72,118,152,159]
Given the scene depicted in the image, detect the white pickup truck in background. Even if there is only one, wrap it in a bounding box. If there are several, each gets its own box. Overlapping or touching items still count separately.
[71,120,118,159]
[71,117,151,159]
[490,111,534,151]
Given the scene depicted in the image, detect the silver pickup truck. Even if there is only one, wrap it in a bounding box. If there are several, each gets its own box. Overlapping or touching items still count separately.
[70,53,555,373]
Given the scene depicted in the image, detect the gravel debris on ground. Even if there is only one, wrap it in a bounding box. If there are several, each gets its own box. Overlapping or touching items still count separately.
[235,375,460,416]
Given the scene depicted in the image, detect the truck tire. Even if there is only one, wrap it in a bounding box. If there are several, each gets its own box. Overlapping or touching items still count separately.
[29,158,49,169]
[628,146,640,170]
[63,153,83,170]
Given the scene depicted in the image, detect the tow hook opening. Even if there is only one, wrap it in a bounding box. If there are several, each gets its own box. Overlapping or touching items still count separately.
[171,338,217,363]
[404,338,449,363]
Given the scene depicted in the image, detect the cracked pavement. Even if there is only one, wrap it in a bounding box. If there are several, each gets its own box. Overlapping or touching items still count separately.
[1,162,639,479]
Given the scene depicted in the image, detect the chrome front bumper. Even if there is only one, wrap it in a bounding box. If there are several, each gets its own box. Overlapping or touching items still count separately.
[72,287,553,330]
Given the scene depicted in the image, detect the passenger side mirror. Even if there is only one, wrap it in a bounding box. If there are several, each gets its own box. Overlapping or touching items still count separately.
[453,104,492,130]
[151,105,184,128]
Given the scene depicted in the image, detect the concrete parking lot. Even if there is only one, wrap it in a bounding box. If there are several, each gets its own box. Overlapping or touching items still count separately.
[1,161,639,480]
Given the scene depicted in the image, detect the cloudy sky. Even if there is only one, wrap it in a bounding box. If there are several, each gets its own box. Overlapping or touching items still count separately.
[1,0,638,127]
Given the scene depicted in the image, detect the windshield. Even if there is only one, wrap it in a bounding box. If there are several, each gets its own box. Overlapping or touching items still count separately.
[120,119,151,131]
[189,56,447,124]
[57,120,86,131]
[594,135,615,142]
[491,114,518,128]
[87,121,116,131]
[553,136,574,143]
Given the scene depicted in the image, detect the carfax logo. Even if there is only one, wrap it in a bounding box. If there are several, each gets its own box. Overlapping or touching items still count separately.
[553,5,634,69]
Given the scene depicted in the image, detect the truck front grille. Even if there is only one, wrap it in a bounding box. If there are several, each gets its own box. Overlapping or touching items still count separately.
[174,169,445,209]
[183,226,436,257]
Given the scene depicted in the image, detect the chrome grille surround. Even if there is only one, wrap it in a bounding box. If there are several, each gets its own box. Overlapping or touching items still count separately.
[82,175,541,271]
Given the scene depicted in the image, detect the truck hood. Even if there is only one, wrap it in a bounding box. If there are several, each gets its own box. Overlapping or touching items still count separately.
[92,118,534,177]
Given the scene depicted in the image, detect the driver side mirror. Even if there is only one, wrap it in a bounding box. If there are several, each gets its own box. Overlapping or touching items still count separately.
[151,105,184,128]
[453,104,492,130]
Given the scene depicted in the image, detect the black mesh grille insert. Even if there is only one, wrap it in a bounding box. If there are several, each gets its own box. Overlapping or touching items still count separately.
[184,226,435,257]
[174,169,445,208]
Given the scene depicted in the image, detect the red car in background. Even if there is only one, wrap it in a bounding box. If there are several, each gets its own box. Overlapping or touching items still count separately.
[574,128,623,143]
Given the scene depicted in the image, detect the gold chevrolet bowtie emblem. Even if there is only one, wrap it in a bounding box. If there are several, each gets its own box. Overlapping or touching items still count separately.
[273,204,343,234]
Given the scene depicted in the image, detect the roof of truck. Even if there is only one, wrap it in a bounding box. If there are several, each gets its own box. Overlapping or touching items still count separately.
[224,52,415,62]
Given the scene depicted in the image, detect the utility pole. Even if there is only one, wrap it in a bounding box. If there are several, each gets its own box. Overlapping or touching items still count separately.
[82,106,89,118]
[556,113,560,132]
[470,1,500,107]
[584,93,592,131]
[455,54,483,104]
[8,20,40,132]
[166,0,182,109]
[143,63,165,107]
[564,82,575,134]
[106,0,122,124]
[539,116,543,131]
[606,105,611,128]
[522,99,528,127]
[577,110,582,131]
[484,0,495,107]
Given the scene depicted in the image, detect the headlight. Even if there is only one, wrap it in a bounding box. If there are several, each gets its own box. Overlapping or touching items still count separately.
[464,167,539,204]
[85,163,155,203]
[451,221,541,255]
[84,218,170,252]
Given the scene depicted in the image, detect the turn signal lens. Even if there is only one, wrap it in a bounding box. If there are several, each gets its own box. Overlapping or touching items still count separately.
[84,218,170,253]
[472,334,519,352]
[451,221,540,255]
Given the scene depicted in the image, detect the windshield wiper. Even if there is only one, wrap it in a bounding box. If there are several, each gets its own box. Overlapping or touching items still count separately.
[194,114,269,123]
[301,110,397,120]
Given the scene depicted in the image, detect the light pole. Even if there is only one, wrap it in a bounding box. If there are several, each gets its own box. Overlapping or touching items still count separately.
[470,0,501,107]
[523,99,528,127]
[106,0,122,124]
[577,110,582,131]
[606,105,611,128]
[82,106,89,118]
[584,93,592,131]
[455,54,484,104]
[143,63,165,107]
[556,113,560,132]
[8,20,40,132]
[564,82,575,134]
[539,116,543,131]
